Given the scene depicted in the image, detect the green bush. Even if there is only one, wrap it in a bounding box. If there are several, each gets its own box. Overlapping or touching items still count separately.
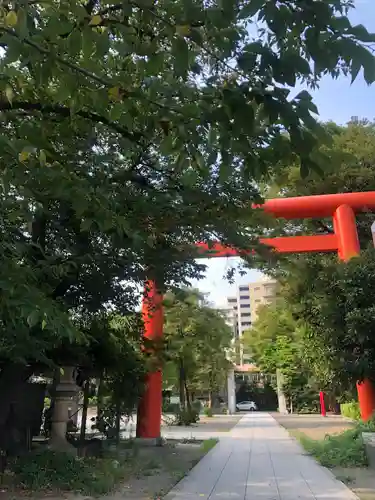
[192,400,202,413]
[88,395,98,406]
[204,407,213,417]
[298,428,367,468]
[162,401,180,413]
[341,401,361,421]
[174,407,199,426]
[9,449,126,495]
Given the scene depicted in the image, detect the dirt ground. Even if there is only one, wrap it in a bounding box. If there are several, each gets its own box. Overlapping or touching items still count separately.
[272,412,354,439]
[0,417,235,500]
[166,414,241,433]
[105,439,211,499]
[272,413,375,500]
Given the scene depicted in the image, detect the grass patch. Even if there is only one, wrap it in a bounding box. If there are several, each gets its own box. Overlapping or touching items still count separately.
[201,438,218,453]
[4,445,156,496]
[297,429,367,468]
[293,417,375,469]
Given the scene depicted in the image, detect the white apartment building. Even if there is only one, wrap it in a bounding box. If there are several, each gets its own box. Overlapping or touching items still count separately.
[224,276,278,343]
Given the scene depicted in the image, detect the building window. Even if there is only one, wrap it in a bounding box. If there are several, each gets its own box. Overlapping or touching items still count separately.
[239,295,250,300]
[228,298,237,303]
[241,321,251,327]
[240,303,250,308]
[241,312,251,317]
[239,286,248,292]
[255,299,261,303]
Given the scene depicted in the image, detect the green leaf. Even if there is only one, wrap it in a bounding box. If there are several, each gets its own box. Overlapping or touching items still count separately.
[238,0,264,20]
[5,85,14,104]
[237,52,257,73]
[172,36,190,78]
[68,30,82,57]
[5,11,18,27]
[39,149,47,166]
[27,310,39,327]
[208,127,218,146]
[348,43,375,84]
[194,151,205,172]
[351,58,361,84]
[349,24,375,43]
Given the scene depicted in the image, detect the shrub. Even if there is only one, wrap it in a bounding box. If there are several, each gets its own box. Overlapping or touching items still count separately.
[298,428,367,468]
[174,407,199,426]
[204,407,213,417]
[162,401,180,413]
[192,400,202,413]
[341,401,361,421]
[9,449,126,495]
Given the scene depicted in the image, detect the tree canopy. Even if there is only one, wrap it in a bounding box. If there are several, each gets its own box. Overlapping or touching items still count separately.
[1,0,374,366]
[252,120,375,401]
[163,288,232,408]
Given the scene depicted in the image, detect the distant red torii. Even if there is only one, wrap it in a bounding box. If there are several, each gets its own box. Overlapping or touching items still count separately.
[136,191,375,440]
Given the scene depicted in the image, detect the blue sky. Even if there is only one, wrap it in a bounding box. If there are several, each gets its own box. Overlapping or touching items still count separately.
[191,0,375,307]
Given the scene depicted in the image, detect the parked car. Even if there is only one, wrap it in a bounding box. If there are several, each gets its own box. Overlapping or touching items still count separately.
[236,401,257,412]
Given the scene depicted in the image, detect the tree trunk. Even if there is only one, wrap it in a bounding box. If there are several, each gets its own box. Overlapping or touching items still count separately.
[0,364,34,426]
[96,374,105,420]
[208,391,213,408]
[184,378,191,411]
[80,380,90,443]
[179,358,186,409]
[115,400,121,446]
[0,363,35,455]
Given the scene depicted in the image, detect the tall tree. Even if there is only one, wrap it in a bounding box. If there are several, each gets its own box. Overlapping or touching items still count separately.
[253,121,375,402]
[163,288,232,409]
[241,301,313,410]
[0,1,374,367]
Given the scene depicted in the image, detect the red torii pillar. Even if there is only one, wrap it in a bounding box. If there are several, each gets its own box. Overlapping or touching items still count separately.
[137,191,375,438]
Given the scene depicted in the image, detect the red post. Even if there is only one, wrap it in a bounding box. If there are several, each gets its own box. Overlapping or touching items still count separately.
[334,204,375,421]
[319,391,326,417]
[136,280,163,438]
[356,380,375,421]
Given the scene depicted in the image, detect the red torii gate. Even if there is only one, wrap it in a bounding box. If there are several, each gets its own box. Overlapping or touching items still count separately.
[136,191,375,439]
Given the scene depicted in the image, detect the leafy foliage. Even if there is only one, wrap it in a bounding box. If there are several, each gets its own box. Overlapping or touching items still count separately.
[163,288,232,410]
[241,300,320,411]
[0,1,374,364]
[286,248,375,385]
[253,121,375,399]
[297,428,367,468]
[9,448,127,495]
[341,401,361,421]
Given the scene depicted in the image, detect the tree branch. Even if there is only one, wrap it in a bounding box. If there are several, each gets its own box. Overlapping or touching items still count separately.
[0,27,185,118]
[0,100,143,143]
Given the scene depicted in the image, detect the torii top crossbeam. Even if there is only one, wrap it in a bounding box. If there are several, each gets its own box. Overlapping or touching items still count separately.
[197,191,375,259]
[254,191,375,219]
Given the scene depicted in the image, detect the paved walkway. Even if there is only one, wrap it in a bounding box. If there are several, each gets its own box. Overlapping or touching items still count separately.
[166,412,358,499]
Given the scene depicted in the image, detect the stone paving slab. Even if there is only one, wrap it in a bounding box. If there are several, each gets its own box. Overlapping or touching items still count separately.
[165,412,359,500]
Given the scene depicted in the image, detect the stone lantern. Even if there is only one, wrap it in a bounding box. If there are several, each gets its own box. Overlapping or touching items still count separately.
[49,366,79,453]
